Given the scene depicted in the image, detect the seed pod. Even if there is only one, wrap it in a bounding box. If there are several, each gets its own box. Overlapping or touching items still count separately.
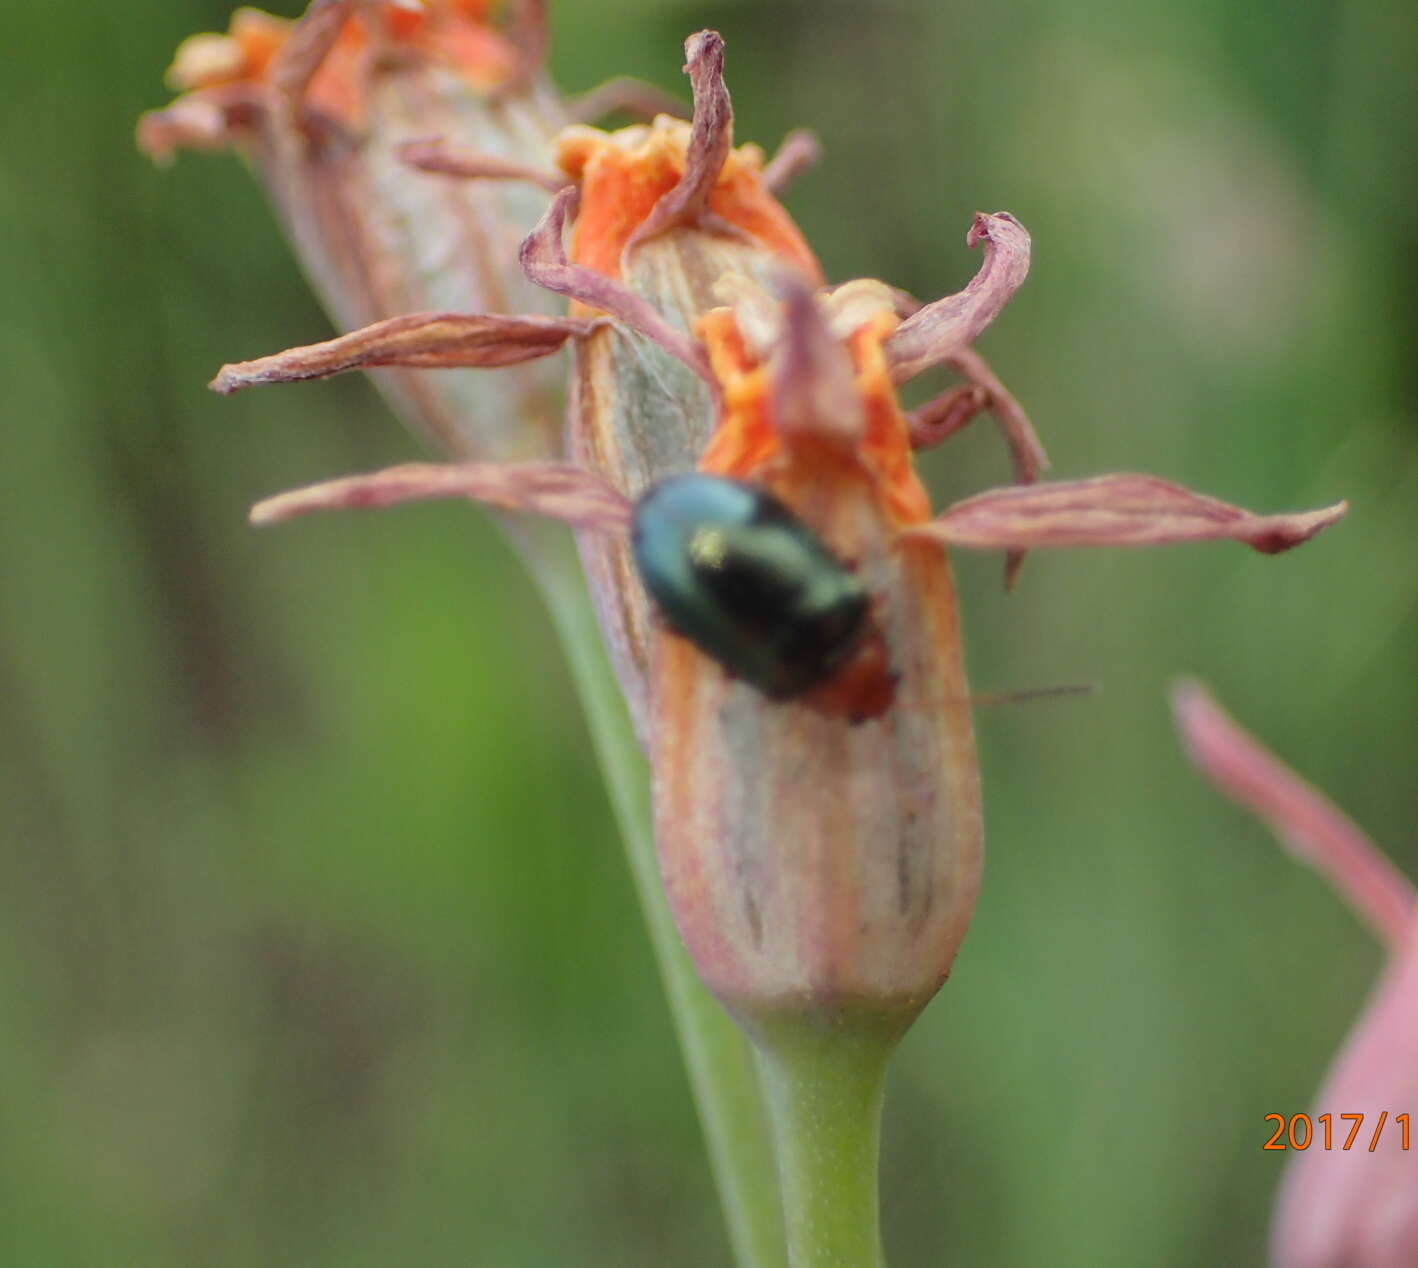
[651,280,982,1030]
[139,0,567,461]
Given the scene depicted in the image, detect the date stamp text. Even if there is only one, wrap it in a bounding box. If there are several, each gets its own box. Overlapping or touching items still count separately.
[1264,1113,1411,1151]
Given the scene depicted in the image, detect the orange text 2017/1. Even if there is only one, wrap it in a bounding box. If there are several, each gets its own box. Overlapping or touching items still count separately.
[1264,1112,1411,1151]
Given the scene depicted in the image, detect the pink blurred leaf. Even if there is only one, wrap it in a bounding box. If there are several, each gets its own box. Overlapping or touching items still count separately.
[1173,684,1418,1266]
[250,461,632,530]
[1171,680,1412,948]
[912,474,1348,554]
[1271,928,1418,1268]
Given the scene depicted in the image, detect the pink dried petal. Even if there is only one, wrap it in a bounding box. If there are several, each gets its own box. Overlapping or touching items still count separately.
[504,0,550,85]
[624,31,737,252]
[908,384,990,449]
[519,187,718,390]
[136,83,268,162]
[913,474,1348,554]
[1172,681,1413,948]
[943,346,1050,588]
[945,347,1049,485]
[772,278,864,446]
[565,76,688,125]
[268,0,357,113]
[761,129,823,195]
[250,460,631,530]
[885,212,1033,382]
[210,312,597,394]
[397,138,568,192]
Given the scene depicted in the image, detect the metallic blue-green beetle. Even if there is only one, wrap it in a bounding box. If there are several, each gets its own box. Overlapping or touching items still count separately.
[631,474,870,699]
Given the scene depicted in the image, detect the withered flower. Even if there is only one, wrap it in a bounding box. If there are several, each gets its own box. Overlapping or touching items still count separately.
[140,12,799,1260]
[242,223,1345,1037]
[220,31,1346,1029]
[162,18,1350,1260]
[139,0,570,460]
[242,244,1344,1262]
[209,29,1052,736]
[1174,683,1418,1268]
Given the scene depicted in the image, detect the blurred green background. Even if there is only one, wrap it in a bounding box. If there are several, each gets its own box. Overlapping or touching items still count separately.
[2,0,1415,1264]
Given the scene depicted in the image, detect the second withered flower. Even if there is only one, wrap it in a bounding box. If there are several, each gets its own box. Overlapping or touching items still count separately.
[224,31,1348,1038]
[140,0,573,462]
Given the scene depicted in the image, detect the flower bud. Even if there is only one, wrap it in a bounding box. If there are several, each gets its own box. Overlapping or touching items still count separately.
[651,281,981,1031]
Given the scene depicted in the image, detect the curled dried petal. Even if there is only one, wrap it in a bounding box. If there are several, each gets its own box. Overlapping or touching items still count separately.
[136,83,268,161]
[503,0,550,85]
[565,76,689,125]
[520,187,718,389]
[1172,681,1413,948]
[250,460,632,529]
[886,212,1032,382]
[772,277,864,446]
[912,474,1348,554]
[397,138,568,192]
[908,385,990,450]
[211,312,598,393]
[761,129,823,195]
[268,0,358,113]
[942,346,1050,588]
[624,30,736,252]
[945,347,1049,485]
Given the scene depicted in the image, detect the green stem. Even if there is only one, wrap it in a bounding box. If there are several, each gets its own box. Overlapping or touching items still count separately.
[755,1017,896,1268]
[525,528,787,1268]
